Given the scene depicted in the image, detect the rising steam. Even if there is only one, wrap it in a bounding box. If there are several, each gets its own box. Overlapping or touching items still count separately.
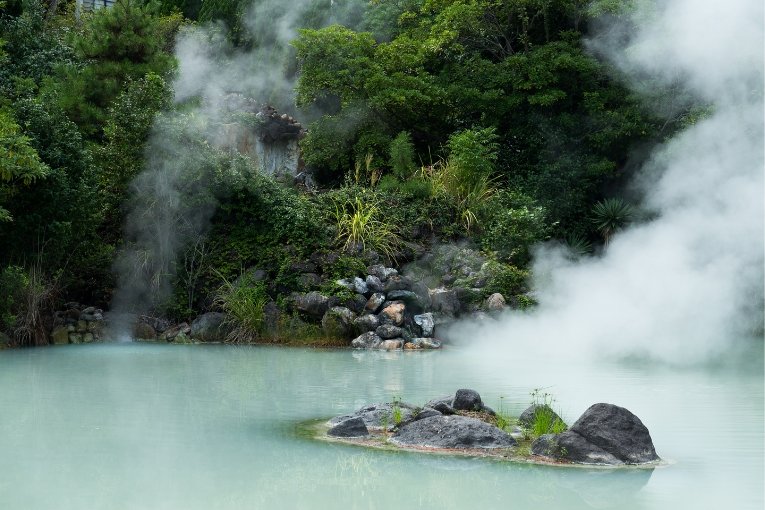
[451,0,764,364]
[110,0,354,335]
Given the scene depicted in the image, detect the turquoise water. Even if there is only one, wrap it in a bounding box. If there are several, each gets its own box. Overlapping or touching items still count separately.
[0,343,762,509]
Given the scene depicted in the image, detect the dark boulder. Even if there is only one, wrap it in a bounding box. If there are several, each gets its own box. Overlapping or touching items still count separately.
[329,402,417,430]
[569,403,659,464]
[293,291,330,319]
[530,403,659,465]
[452,389,483,411]
[328,417,369,438]
[190,312,228,342]
[383,275,412,292]
[376,324,404,339]
[430,288,460,316]
[386,290,424,313]
[351,332,382,349]
[353,314,379,334]
[391,415,516,449]
[321,307,357,339]
[365,275,384,293]
[532,431,624,465]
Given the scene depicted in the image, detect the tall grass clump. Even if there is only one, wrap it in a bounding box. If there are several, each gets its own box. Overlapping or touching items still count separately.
[333,193,401,260]
[420,128,498,233]
[525,389,567,438]
[213,272,269,343]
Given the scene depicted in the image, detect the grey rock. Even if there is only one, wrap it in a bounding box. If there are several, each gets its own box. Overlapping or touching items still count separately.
[365,293,386,314]
[321,307,357,339]
[329,402,417,429]
[532,431,624,465]
[340,293,368,315]
[190,312,228,342]
[336,278,356,291]
[383,275,412,292]
[351,332,383,349]
[327,417,369,438]
[367,265,398,282]
[410,338,442,349]
[82,306,96,315]
[413,313,435,337]
[298,272,322,289]
[376,324,404,339]
[365,275,384,293]
[569,403,659,464]
[484,293,507,312]
[385,290,423,312]
[379,339,403,350]
[293,291,330,319]
[391,415,516,449]
[430,288,460,316]
[411,281,432,310]
[452,389,483,411]
[425,396,453,409]
[352,277,368,295]
[353,314,379,334]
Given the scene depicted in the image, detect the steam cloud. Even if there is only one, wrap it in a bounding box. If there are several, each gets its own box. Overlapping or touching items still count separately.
[111,1,361,335]
[451,0,764,364]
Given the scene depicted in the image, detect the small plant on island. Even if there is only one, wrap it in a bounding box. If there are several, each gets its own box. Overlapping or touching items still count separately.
[524,388,567,439]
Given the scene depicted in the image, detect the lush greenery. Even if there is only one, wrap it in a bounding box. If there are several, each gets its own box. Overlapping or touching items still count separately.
[0,0,684,344]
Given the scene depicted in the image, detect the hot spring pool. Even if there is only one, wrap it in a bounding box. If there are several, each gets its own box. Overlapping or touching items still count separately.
[0,343,761,509]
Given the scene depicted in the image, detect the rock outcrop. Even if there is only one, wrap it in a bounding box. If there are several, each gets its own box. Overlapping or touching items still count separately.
[530,403,659,465]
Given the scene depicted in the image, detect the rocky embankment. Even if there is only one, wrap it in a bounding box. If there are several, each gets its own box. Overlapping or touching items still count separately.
[323,389,660,466]
[45,246,522,347]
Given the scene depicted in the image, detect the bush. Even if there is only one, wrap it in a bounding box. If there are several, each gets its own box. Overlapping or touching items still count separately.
[481,260,529,299]
[332,191,402,260]
[479,191,551,265]
[389,131,416,181]
[213,272,269,343]
[0,265,27,333]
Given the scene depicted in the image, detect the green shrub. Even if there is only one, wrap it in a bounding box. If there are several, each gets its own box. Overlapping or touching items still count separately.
[480,191,551,265]
[0,265,27,332]
[333,192,402,260]
[213,272,269,343]
[482,260,529,299]
[525,389,567,439]
[389,131,416,181]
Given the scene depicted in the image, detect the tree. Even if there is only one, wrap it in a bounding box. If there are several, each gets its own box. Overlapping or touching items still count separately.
[53,0,175,138]
[0,108,49,222]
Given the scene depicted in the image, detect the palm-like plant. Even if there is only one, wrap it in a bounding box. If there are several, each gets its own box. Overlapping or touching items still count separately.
[591,198,634,246]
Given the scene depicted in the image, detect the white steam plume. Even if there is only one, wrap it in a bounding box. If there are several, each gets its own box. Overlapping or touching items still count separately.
[111,1,363,335]
[450,0,764,364]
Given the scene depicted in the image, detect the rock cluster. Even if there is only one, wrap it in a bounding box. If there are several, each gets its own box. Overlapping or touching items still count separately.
[50,303,105,344]
[327,389,515,449]
[326,390,660,466]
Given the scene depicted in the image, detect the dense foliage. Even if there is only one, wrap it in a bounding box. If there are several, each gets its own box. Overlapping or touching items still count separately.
[0,0,679,343]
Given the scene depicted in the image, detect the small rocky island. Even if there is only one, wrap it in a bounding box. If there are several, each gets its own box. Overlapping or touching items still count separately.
[320,389,660,467]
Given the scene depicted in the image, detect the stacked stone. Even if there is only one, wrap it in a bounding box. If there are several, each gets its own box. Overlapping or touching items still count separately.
[50,303,104,344]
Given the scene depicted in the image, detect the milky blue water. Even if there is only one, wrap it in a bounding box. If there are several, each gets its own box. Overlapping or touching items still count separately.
[0,343,761,509]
